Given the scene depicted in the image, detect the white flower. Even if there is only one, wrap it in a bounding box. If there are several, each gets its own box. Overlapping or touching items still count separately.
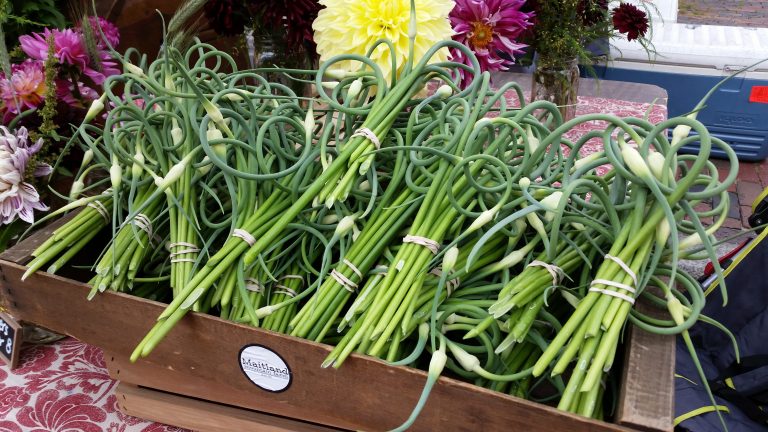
[0,126,50,224]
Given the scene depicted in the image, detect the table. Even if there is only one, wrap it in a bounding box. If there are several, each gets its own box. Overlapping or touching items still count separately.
[492,71,669,158]
[0,337,183,431]
[0,83,667,431]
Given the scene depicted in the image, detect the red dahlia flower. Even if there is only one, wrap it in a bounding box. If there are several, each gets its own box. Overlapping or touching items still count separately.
[612,2,649,41]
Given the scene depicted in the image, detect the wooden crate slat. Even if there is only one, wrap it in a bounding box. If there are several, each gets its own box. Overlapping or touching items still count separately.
[116,383,343,432]
[616,301,675,432]
[0,255,672,432]
[0,214,76,264]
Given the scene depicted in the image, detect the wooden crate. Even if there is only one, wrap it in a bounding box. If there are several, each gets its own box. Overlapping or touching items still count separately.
[0,221,674,432]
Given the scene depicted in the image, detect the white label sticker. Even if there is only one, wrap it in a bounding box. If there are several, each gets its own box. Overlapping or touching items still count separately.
[239,345,292,392]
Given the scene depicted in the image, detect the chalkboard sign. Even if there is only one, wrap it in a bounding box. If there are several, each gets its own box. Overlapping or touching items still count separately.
[0,312,21,368]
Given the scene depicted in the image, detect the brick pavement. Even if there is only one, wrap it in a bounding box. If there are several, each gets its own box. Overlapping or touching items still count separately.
[710,158,768,239]
[678,0,768,28]
[674,0,768,235]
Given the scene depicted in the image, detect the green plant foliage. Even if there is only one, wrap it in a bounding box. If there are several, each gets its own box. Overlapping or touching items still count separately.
[0,0,68,47]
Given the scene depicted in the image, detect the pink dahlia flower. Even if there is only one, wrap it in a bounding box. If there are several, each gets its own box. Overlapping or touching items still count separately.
[19,27,120,86]
[450,0,534,86]
[56,79,99,107]
[82,49,121,85]
[0,60,46,115]
[78,17,120,48]
[20,28,90,71]
[0,126,51,225]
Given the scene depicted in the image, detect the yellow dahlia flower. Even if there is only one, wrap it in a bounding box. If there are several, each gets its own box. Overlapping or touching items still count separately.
[312,0,454,83]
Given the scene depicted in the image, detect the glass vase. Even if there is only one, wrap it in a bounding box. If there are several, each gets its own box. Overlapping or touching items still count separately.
[530,56,580,122]
[247,30,313,99]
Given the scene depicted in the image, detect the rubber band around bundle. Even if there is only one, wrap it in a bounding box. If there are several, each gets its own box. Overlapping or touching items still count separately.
[132,214,155,244]
[372,265,388,275]
[232,229,256,247]
[87,201,109,223]
[527,260,566,286]
[351,127,380,149]
[605,254,638,287]
[429,268,460,296]
[588,287,635,305]
[245,278,264,293]
[591,278,636,294]
[168,241,199,250]
[170,246,200,264]
[274,285,297,298]
[342,259,363,278]
[403,235,440,255]
[331,269,358,293]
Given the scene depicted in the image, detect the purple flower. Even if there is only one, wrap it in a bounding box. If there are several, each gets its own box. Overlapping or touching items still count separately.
[20,28,90,71]
[449,0,534,87]
[56,79,99,107]
[77,17,120,48]
[19,26,120,86]
[0,127,51,225]
[82,49,121,85]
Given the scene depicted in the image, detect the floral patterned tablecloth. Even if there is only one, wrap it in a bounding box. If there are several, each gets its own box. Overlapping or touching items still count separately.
[564,96,667,154]
[0,338,183,432]
[0,95,666,431]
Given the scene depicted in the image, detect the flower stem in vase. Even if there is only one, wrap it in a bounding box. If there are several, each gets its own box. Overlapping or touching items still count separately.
[531,56,580,123]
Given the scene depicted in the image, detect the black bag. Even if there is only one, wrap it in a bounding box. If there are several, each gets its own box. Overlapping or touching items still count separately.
[675,229,768,432]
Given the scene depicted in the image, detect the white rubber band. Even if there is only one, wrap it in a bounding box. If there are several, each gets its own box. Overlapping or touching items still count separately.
[351,127,381,149]
[605,254,638,287]
[169,248,200,257]
[429,268,460,296]
[232,229,256,247]
[372,265,388,276]
[168,242,200,264]
[274,285,297,298]
[171,258,198,263]
[245,278,264,293]
[331,269,358,293]
[403,235,440,255]
[342,259,363,278]
[87,201,109,223]
[132,214,154,244]
[589,287,635,305]
[591,278,637,294]
[527,260,565,286]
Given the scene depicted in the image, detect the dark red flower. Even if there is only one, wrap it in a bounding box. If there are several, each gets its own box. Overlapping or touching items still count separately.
[579,0,609,27]
[612,2,649,41]
[204,0,249,36]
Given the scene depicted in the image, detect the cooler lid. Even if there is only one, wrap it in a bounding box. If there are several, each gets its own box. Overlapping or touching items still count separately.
[610,21,768,75]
